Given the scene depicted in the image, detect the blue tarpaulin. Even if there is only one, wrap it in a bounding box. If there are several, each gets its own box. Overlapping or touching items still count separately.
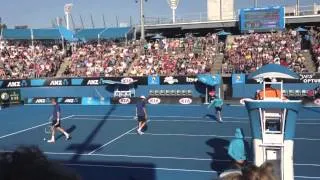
[2,26,75,41]
[75,27,131,41]
[2,29,32,40]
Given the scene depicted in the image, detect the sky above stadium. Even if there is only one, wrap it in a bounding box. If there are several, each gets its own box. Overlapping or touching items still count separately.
[0,0,317,28]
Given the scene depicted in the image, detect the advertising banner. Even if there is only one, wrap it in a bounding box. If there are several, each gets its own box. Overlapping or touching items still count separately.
[111,96,203,105]
[0,89,22,105]
[81,97,110,105]
[0,75,224,89]
[232,74,245,84]
[25,97,82,105]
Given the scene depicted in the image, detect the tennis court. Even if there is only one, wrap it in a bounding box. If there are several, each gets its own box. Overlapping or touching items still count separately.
[0,104,319,180]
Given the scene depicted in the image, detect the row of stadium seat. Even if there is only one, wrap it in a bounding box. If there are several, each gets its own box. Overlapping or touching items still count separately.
[149,89,192,96]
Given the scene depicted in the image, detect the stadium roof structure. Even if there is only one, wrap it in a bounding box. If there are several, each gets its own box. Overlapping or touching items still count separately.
[75,27,132,41]
[1,26,75,41]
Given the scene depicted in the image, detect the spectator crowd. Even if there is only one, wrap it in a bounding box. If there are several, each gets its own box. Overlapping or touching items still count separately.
[0,41,64,79]
[310,28,320,72]
[128,33,218,76]
[223,30,308,74]
[63,41,138,77]
[0,29,319,80]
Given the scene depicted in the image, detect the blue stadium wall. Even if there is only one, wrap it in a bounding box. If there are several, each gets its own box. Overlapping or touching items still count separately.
[231,74,320,98]
[20,85,204,99]
[232,83,319,98]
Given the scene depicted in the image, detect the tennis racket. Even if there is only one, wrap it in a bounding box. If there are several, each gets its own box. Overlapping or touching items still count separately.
[45,115,53,134]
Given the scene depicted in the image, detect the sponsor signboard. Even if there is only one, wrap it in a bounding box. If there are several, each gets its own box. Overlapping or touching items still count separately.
[147,97,161,104]
[0,89,21,105]
[118,97,131,104]
[148,76,160,85]
[111,97,202,105]
[178,97,193,105]
[0,74,224,89]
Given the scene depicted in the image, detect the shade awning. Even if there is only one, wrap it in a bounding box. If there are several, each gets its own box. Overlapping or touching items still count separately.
[248,64,299,80]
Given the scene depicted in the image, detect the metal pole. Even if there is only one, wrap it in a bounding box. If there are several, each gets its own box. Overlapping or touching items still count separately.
[140,0,145,40]
[103,14,106,28]
[205,86,208,104]
[172,8,176,23]
[66,13,70,30]
[297,0,300,16]
[220,0,223,20]
[254,0,258,7]
[90,14,95,28]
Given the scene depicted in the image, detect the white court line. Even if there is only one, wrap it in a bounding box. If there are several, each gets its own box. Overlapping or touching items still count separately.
[127,132,320,142]
[295,176,320,179]
[74,115,215,119]
[68,117,320,125]
[68,117,248,124]
[43,151,213,161]
[88,121,149,154]
[72,114,320,121]
[295,163,320,167]
[128,132,236,139]
[0,115,74,140]
[64,163,215,173]
[1,150,319,168]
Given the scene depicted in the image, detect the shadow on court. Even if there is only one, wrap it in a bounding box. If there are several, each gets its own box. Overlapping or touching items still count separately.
[66,105,117,161]
[60,160,156,180]
[204,114,217,121]
[56,125,77,141]
[302,107,320,114]
[206,138,232,173]
[206,137,251,174]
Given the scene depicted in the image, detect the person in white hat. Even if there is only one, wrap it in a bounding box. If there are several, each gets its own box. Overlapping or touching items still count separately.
[136,95,148,135]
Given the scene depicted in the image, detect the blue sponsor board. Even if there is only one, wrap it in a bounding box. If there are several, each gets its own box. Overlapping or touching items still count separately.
[81,97,110,105]
[232,74,245,84]
[30,79,46,86]
[26,97,51,104]
[148,76,160,85]
[25,97,82,105]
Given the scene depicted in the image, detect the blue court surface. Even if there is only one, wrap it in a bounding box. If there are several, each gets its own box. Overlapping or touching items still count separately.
[0,104,319,180]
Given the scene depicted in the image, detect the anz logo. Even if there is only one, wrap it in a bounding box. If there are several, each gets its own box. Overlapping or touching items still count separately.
[49,80,63,86]
[64,98,77,103]
[49,79,69,86]
[7,81,21,87]
[35,99,46,104]
[87,80,100,85]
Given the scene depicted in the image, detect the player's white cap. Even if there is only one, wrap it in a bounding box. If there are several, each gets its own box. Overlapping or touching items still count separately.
[140,95,146,99]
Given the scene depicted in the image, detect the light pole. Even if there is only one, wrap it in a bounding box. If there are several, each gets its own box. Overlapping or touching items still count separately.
[64,3,73,30]
[254,0,258,7]
[167,0,180,24]
[136,0,147,40]
[296,0,300,16]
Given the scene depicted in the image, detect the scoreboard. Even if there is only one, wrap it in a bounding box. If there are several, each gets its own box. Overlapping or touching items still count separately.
[240,6,285,33]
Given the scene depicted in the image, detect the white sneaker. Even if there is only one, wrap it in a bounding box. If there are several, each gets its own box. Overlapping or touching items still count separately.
[137,129,144,135]
[65,134,71,140]
[47,139,55,143]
